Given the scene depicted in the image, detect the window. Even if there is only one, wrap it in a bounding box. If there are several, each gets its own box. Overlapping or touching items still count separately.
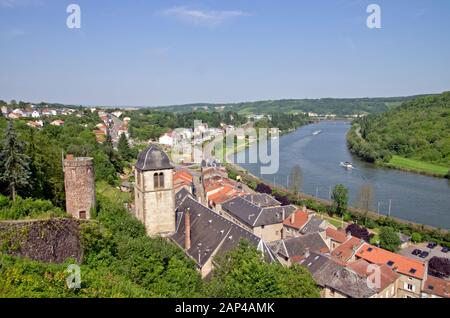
[79,211,87,220]
[154,172,165,189]
[407,284,413,291]
[159,172,164,188]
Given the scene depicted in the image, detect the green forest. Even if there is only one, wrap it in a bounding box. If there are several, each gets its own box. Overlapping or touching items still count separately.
[151,95,426,116]
[347,92,450,177]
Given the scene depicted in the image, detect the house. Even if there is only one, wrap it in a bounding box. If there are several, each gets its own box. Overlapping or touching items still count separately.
[221,196,297,242]
[300,252,378,298]
[331,236,365,264]
[271,233,329,266]
[325,227,351,251]
[12,108,24,117]
[171,195,277,278]
[207,185,244,211]
[159,131,176,147]
[282,209,310,238]
[26,120,44,129]
[1,106,8,115]
[241,194,281,208]
[31,110,40,118]
[356,243,425,298]
[346,259,400,298]
[50,120,65,126]
[174,170,194,192]
[422,275,450,298]
[93,130,106,143]
[112,111,122,118]
[120,181,132,193]
[300,215,329,235]
[8,113,20,120]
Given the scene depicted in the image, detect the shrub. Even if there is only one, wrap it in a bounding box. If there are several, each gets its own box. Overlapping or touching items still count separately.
[411,232,423,243]
[346,223,372,242]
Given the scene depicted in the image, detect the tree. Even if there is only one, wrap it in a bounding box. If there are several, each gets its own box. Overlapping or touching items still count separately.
[256,183,272,194]
[428,257,450,279]
[117,133,132,161]
[206,240,319,298]
[331,184,348,216]
[0,121,31,201]
[411,232,422,243]
[346,223,371,242]
[288,165,303,195]
[379,227,401,252]
[356,184,374,212]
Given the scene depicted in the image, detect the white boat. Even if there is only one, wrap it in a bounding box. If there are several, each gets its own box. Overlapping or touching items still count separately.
[312,130,322,136]
[340,161,354,169]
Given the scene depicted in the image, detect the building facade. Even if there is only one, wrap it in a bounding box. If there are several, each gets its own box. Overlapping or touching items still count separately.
[134,146,175,237]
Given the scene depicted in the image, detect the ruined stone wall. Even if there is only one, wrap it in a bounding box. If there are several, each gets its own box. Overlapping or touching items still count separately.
[0,218,83,263]
[64,157,96,220]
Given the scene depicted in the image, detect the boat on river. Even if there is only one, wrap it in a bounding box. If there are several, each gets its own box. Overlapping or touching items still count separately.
[312,130,322,136]
[340,161,354,169]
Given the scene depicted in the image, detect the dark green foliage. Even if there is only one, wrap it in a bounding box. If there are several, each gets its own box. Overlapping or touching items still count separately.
[331,184,348,216]
[0,121,31,201]
[117,134,132,161]
[348,92,450,166]
[379,227,402,252]
[0,194,66,220]
[80,195,204,297]
[205,240,319,298]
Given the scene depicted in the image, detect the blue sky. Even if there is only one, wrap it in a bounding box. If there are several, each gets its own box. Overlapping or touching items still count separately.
[1,0,449,106]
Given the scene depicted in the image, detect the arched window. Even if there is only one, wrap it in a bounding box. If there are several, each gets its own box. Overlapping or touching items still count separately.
[158,172,164,188]
[154,173,159,189]
[154,172,165,189]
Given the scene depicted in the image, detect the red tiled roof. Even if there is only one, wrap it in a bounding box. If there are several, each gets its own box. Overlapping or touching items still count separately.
[326,227,348,243]
[331,236,364,264]
[208,185,244,205]
[355,243,425,280]
[423,276,450,298]
[283,210,309,230]
[347,259,400,291]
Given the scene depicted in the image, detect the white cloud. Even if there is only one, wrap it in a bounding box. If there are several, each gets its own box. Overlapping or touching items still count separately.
[161,6,248,27]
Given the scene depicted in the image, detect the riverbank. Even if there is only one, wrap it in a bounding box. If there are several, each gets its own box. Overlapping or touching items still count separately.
[347,122,449,179]
[225,162,450,247]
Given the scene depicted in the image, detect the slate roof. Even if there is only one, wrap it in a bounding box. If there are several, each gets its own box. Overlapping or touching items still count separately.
[171,196,277,268]
[136,145,173,171]
[300,252,377,298]
[271,233,329,260]
[222,196,296,228]
[175,188,193,208]
[300,216,327,235]
[242,194,281,207]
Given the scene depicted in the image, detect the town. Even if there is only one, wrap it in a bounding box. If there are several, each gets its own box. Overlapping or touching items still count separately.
[0,100,448,299]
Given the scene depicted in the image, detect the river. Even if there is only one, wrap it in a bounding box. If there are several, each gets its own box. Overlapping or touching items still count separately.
[233,121,450,229]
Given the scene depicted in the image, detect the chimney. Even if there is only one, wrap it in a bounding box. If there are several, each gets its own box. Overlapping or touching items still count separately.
[185,208,191,250]
[66,154,74,161]
[290,212,296,224]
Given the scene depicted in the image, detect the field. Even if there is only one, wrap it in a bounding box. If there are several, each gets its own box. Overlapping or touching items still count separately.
[96,181,132,205]
[387,156,449,177]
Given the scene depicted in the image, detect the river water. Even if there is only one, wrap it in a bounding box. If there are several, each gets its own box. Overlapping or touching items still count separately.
[233,121,450,229]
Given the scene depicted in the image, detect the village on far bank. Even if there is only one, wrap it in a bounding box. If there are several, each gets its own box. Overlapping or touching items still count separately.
[0,102,449,299]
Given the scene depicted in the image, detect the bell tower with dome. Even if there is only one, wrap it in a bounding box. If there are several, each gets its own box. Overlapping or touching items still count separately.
[134,145,175,237]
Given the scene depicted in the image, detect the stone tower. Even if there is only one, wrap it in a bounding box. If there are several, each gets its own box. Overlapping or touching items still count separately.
[134,145,175,237]
[63,155,96,220]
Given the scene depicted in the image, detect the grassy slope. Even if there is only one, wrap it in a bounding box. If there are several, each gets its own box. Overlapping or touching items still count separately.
[387,155,449,176]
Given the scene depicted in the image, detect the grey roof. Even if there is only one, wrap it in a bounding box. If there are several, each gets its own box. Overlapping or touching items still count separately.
[300,252,377,298]
[271,233,329,260]
[242,193,281,208]
[300,216,326,235]
[221,196,296,228]
[175,188,193,208]
[171,196,277,267]
[135,145,173,171]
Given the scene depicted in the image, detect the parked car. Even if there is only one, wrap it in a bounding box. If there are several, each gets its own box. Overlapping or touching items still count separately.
[441,247,449,253]
[419,251,429,258]
[427,242,437,249]
[412,249,422,256]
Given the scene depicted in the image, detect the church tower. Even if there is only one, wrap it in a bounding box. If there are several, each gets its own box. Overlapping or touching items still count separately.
[134,145,175,237]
